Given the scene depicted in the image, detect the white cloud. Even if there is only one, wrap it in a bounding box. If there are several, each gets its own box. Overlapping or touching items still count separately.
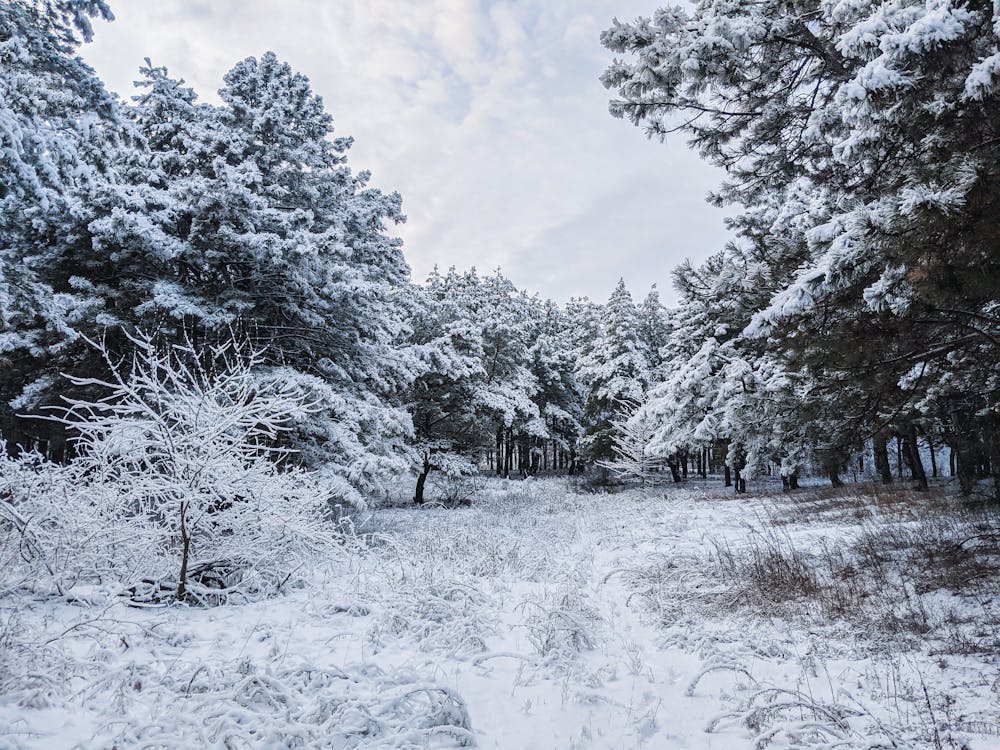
[82,0,731,304]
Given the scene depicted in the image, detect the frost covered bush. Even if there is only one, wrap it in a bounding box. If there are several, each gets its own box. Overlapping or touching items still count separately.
[369,576,495,658]
[94,659,474,749]
[0,333,341,604]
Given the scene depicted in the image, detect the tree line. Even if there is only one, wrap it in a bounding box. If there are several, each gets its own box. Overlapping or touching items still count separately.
[5,0,999,504]
[0,1,671,505]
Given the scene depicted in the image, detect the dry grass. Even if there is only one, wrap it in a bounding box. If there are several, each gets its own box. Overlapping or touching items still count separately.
[690,485,1000,653]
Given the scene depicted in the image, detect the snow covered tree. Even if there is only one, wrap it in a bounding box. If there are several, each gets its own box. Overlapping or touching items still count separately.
[638,286,671,378]
[599,397,662,484]
[578,279,651,471]
[10,49,419,497]
[0,0,123,452]
[405,269,493,503]
[603,0,1000,495]
[527,300,584,474]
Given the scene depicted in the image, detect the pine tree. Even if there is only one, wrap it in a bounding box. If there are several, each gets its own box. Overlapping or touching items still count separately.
[0,0,121,451]
[638,285,671,378]
[578,279,651,471]
[603,0,1000,495]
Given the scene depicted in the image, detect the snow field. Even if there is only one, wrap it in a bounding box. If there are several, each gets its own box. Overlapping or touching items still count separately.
[3,477,999,749]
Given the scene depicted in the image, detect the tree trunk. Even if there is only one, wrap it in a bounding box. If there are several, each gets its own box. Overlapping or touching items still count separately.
[873,431,893,485]
[177,500,191,602]
[905,423,929,491]
[667,456,681,483]
[928,438,937,478]
[896,435,904,479]
[733,465,746,493]
[504,428,514,478]
[414,455,431,504]
[495,429,503,476]
[989,428,1000,502]
[723,464,732,487]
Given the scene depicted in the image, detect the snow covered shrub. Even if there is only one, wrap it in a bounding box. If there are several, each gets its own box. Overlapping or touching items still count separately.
[519,590,602,665]
[369,573,495,658]
[94,659,475,749]
[0,446,125,597]
[1,332,341,603]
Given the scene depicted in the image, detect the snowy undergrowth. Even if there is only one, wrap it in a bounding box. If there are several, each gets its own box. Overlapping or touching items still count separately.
[626,482,1000,749]
[3,477,999,749]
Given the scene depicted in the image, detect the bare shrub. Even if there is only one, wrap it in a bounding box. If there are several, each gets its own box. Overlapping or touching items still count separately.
[709,527,820,606]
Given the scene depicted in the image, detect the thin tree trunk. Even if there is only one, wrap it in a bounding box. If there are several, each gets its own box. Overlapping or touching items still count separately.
[990,429,1000,502]
[896,435,904,479]
[177,500,191,602]
[495,429,503,477]
[504,428,513,478]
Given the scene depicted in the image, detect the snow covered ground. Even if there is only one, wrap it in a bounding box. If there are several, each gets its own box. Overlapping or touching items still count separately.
[2,477,999,748]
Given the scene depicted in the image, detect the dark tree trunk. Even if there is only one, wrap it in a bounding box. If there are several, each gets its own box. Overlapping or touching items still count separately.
[723,464,732,487]
[928,437,937,478]
[989,428,1000,502]
[177,500,191,602]
[904,423,929,490]
[828,467,843,488]
[504,428,514,478]
[667,456,681,483]
[414,455,431,504]
[733,465,746,493]
[873,431,893,485]
[495,429,503,476]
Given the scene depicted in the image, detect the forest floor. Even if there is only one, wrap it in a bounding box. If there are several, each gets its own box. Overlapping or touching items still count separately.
[2,477,999,749]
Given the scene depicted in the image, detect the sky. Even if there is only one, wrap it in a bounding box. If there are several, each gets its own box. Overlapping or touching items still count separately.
[82,0,732,304]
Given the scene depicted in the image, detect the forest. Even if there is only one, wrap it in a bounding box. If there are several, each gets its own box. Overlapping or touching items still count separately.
[2,1,1000,748]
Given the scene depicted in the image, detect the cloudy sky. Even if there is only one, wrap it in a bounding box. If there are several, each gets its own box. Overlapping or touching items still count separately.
[82,1,731,304]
